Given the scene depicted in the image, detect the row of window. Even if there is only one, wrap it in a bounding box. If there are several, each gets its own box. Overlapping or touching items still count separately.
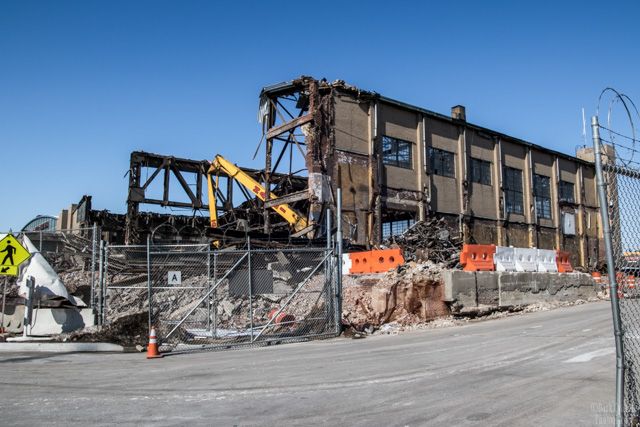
[504,168,575,219]
[382,135,576,219]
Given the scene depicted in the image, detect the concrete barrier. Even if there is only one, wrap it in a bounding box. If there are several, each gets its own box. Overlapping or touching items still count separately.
[442,270,597,310]
[1,304,95,335]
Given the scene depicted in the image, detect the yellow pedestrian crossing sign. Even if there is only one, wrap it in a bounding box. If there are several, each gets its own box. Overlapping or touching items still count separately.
[0,234,31,276]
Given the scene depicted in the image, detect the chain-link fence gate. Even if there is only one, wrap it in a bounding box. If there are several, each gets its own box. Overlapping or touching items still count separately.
[149,245,339,353]
[592,89,640,426]
[101,240,340,353]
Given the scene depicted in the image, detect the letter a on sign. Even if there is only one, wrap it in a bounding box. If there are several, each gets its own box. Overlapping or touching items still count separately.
[168,271,181,285]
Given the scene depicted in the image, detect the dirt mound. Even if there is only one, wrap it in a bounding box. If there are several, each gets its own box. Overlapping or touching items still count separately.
[342,262,450,332]
[57,311,149,347]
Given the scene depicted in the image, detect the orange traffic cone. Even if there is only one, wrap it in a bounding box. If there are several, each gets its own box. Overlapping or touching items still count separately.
[146,326,163,359]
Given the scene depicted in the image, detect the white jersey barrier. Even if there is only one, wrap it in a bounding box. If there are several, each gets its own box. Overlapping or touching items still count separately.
[494,246,516,272]
[537,249,558,272]
[514,248,539,272]
[493,246,563,272]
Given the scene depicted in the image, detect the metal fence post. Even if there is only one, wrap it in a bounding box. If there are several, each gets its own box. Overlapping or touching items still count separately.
[90,223,98,309]
[23,276,35,337]
[213,251,218,337]
[147,234,152,332]
[326,208,333,324]
[593,115,625,427]
[336,188,343,332]
[248,237,254,342]
[97,240,105,325]
[207,244,212,332]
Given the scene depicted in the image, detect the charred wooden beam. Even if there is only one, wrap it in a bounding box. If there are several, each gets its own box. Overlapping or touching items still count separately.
[263,190,309,208]
[266,114,312,140]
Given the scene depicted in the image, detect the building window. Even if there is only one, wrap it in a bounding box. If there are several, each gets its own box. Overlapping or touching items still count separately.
[534,174,552,219]
[470,158,492,185]
[503,167,524,215]
[559,180,575,203]
[382,136,412,169]
[429,147,455,177]
[382,219,415,239]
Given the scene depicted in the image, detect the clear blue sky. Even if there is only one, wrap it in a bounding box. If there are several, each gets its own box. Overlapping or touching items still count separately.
[1,0,638,231]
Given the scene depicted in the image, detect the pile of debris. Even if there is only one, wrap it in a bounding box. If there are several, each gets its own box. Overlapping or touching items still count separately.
[385,218,462,268]
[341,262,450,333]
[57,311,148,347]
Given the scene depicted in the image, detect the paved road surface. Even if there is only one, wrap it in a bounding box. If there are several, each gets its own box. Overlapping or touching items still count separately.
[0,301,616,426]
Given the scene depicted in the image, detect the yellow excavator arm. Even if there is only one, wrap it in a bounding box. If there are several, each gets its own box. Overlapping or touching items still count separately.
[207,154,309,233]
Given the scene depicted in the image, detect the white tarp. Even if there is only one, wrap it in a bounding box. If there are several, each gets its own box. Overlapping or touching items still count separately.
[17,235,85,307]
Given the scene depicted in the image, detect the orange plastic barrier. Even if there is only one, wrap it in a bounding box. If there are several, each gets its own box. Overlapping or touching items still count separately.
[460,244,496,271]
[371,249,404,273]
[347,248,405,274]
[556,251,573,273]
[349,251,372,274]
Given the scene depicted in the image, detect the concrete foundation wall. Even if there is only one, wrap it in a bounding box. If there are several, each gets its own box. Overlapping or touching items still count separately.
[1,304,95,335]
[442,270,597,310]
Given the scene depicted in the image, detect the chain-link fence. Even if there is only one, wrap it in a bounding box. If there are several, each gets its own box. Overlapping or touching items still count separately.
[101,243,208,326]
[149,246,338,353]
[592,93,640,426]
[100,241,340,353]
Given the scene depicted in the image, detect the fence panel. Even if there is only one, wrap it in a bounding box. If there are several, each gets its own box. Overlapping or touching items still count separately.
[102,244,149,325]
[103,243,209,325]
[148,246,339,353]
[22,226,100,307]
[593,107,640,426]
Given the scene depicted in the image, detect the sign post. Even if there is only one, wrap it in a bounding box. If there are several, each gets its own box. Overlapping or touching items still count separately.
[0,234,32,333]
[0,277,6,332]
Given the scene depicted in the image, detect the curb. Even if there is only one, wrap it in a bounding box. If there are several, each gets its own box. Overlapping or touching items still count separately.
[0,342,124,353]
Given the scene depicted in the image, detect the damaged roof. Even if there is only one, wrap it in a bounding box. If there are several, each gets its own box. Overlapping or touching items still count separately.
[261,76,592,166]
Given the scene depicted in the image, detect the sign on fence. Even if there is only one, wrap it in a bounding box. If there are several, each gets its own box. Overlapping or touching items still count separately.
[168,271,182,285]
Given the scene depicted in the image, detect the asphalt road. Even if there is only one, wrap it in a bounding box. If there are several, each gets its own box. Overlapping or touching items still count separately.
[0,301,616,426]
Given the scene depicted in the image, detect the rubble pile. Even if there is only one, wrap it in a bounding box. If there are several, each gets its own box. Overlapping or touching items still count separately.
[57,271,94,304]
[63,263,331,345]
[342,262,450,332]
[386,218,462,268]
[57,311,149,347]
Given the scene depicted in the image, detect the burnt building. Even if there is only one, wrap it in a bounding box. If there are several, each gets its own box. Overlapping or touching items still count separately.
[259,77,602,268]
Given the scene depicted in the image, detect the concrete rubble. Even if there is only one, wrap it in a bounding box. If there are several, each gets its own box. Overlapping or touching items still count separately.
[342,261,450,333]
[385,218,462,267]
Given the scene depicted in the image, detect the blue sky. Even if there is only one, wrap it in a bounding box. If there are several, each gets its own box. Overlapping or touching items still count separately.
[1,0,639,231]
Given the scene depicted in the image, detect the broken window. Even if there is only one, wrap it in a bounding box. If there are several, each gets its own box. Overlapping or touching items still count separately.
[503,167,524,215]
[534,174,552,219]
[559,180,575,203]
[382,219,415,239]
[470,158,491,185]
[429,147,455,177]
[382,136,412,169]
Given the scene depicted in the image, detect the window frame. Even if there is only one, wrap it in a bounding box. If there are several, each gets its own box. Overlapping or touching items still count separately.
[503,167,524,215]
[470,158,492,185]
[428,147,456,178]
[559,180,575,203]
[533,173,552,220]
[382,135,413,169]
[382,218,415,239]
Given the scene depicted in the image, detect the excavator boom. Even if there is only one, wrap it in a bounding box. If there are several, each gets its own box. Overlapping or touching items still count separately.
[207,154,309,233]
